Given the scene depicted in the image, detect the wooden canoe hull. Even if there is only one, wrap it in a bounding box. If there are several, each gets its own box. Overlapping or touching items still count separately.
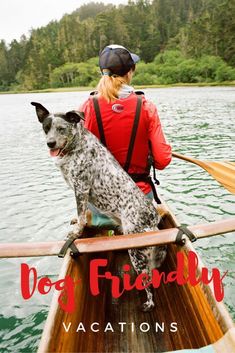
[38,200,234,353]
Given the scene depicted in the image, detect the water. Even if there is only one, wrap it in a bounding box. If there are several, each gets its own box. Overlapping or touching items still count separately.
[0,87,234,352]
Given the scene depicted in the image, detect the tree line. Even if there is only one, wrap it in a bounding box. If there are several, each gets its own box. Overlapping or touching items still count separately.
[0,0,234,91]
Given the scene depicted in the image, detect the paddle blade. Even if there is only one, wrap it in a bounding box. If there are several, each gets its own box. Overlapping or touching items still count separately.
[204,161,235,194]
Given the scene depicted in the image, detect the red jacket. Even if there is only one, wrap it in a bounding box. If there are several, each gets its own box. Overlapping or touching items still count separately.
[80,93,171,194]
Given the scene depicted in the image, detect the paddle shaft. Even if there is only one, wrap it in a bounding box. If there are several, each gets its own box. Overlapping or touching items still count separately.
[172,151,199,164]
[172,151,217,170]
[0,218,234,258]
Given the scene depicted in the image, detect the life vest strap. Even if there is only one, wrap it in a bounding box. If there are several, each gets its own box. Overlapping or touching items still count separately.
[92,96,107,147]
[92,94,161,204]
[123,95,142,173]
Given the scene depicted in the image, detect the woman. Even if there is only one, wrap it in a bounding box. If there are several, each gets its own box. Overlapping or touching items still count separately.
[80,44,172,228]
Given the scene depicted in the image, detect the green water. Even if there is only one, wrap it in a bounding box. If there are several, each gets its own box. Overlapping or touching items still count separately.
[0,87,234,352]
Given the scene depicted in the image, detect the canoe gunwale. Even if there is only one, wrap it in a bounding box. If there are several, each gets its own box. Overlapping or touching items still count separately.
[38,253,72,353]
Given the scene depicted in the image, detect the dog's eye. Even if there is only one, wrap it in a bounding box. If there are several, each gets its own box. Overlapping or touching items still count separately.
[57,127,66,133]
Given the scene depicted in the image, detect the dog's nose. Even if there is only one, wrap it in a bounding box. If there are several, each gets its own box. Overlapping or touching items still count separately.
[47,140,56,148]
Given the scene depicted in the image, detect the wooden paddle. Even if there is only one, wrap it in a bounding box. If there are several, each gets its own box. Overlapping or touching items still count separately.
[172,152,235,194]
[0,217,234,258]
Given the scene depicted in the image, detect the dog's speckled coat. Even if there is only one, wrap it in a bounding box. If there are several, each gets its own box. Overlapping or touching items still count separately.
[32,102,167,311]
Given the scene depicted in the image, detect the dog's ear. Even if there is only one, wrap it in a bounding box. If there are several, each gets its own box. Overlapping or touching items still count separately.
[64,110,84,124]
[31,102,50,123]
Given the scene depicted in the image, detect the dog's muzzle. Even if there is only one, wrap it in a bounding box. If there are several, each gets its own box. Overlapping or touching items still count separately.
[47,140,69,158]
[47,140,62,157]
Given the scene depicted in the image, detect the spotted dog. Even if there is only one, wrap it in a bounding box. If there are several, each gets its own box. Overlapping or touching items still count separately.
[31,102,167,312]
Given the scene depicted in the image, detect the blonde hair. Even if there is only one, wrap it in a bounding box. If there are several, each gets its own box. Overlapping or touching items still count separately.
[97,69,129,103]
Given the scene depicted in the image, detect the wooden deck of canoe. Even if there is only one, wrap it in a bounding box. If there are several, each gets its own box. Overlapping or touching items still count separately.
[38,198,235,353]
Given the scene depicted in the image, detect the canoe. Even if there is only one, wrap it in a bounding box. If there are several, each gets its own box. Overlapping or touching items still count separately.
[37,197,235,353]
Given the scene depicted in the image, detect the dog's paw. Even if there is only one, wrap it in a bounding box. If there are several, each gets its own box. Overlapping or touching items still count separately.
[67,217,85,239]
[140,300,155,312]
[65,231,76,240]
[70,217,78,225]
[66,230,83,240]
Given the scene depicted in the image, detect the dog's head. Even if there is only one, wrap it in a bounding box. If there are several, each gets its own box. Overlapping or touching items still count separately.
[31,102,84,157]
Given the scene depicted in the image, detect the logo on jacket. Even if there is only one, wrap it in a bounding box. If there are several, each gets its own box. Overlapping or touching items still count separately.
[112,104,124,113]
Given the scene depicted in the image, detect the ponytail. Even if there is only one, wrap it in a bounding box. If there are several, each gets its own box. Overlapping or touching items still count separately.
[97,71,127,103]
[96,66,136,103]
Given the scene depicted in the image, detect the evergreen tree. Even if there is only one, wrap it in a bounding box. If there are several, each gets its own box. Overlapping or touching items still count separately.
[0,0,234,90]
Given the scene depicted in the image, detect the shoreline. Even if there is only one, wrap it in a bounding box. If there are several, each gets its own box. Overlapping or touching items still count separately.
[0,81,235,95]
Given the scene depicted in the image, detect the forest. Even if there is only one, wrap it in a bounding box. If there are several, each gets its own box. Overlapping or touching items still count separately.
[0,0,234,91]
